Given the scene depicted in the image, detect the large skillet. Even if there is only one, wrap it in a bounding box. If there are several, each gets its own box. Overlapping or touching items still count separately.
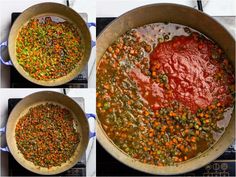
[96,3,235,175]
[0,2,94,86]
[0,91,95,175]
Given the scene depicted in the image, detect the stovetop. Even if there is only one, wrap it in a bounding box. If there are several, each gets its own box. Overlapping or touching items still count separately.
[97,141,235,176]
[96,17,236,176]
[10,13,88,88]
[7,98,86,176]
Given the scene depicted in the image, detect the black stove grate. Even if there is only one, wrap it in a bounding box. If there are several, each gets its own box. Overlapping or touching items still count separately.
[8,98,86,176]
[10,13,88,88]
[96,17,116,37]
[96,17,236,177]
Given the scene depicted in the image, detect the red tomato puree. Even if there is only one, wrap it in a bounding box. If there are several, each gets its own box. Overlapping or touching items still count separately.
[129,33,234,113]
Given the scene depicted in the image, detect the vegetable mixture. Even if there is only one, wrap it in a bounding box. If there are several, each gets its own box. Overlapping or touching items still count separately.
[97,23,235,166]
[16,17,84,81]
[15,103,80,168]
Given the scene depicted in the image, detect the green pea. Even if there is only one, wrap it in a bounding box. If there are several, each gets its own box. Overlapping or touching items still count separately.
[103,102,110,110]
[194,124,199,129]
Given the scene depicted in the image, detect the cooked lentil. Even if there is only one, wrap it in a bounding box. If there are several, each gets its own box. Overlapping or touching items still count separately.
[15,103,80,168]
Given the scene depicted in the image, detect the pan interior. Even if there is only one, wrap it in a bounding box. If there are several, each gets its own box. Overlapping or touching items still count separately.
[14,14,86,85]
[97,21,234,163]
[8,2,92,86]
[7,99,88,175]
[96,3,235,175]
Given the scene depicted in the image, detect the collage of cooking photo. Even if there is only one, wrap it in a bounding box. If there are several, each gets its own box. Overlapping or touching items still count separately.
[0,0,235,176]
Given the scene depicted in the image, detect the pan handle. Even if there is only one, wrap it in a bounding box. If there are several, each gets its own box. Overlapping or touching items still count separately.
[86,113,96,138]
[0,127,6,133]
[0,147,9,152]
[0,126,10,152]
[0,41,12,66]
[87,22,96,47]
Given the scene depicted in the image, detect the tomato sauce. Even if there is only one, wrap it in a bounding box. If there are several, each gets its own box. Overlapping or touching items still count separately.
[130,33,234,113]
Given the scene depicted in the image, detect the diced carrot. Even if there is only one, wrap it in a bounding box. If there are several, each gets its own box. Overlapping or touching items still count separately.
[112,53,117,59]
[196,130,200,135]
[145,111,150,116]
[155,111,159,117]
[140,126,145,131]
[173,138,177,144]
[128,122,133,126]
[191,136,197,143]
[169,125,174,132]
[173,156,179,162]
[180,145,185,152]
[210,105,216,109]
[152,71,157,77]
[154,121,160,127]
[148,141,154,146]
[199,113,204,117]
[185,129,189,134]
[103,83,110,89]
[97,102,102,108]
[161,125,167,132]
[115,48,120,54]
[185,147,189,152]
[130,49,135,54]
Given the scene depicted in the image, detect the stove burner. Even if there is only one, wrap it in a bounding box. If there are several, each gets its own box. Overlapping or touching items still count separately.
[10,13,88,88]
[8,98,86,176]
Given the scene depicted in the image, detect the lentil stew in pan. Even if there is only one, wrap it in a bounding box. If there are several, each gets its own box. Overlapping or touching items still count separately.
[97,23,235,166]
[16,17,84,81]
[15,103,80,168]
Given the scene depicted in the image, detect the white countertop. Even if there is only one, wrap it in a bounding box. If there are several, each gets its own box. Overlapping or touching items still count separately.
[97,0,236,17]
[0,0,96,88]
[0,88,96,176]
